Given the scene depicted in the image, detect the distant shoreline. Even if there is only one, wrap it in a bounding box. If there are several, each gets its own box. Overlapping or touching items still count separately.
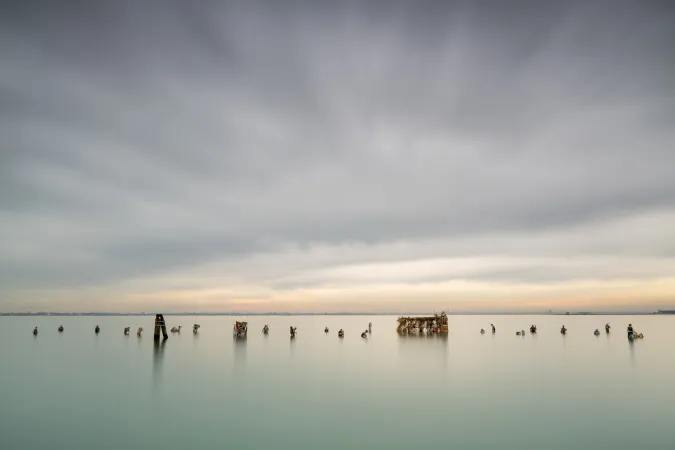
[1,311,671,316]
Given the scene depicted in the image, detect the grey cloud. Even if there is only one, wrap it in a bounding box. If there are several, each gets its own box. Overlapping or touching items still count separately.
[1,0,674,298]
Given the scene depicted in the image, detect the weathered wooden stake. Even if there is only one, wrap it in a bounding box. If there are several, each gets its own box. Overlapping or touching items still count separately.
[154,314,168,340]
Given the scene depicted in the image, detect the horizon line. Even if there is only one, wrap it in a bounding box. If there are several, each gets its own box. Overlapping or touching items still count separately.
[1,310,671,316]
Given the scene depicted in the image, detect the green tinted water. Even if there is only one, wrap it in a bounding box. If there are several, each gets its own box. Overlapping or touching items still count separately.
[2,315,674,449]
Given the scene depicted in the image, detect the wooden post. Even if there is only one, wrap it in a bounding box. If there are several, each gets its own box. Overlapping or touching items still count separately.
[154,314,168,340]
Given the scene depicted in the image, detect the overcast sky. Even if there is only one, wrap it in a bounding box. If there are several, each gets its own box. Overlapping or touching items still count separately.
[1,0,674,312]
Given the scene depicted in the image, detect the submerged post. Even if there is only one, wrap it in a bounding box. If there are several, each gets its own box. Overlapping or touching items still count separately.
[154,314,168,340]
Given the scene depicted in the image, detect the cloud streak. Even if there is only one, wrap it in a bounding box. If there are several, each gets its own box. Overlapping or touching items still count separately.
[1,0,674,311]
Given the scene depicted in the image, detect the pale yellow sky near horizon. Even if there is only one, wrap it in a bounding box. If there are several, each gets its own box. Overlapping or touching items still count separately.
[6,275,675,313]
[5,224,675,313]
[4,219,675,313]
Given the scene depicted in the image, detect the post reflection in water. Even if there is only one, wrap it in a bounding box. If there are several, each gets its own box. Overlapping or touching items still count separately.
[153,338,167,388]
[192,327,200,350]
[628,338,636,367]
[289,334,296,358]
[233,336,247,378]
[397,332,449,369]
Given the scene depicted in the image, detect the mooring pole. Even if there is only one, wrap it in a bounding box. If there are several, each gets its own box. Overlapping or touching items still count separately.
[154,314,168,340]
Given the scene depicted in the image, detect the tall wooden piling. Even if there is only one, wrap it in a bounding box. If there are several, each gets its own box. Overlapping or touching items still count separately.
[154,314,168,340]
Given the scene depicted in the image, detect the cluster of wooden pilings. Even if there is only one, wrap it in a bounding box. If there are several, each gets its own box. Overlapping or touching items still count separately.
[397,312,448,334]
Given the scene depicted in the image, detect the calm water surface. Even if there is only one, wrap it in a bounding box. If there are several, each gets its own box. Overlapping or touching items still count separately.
[2,315,675,449]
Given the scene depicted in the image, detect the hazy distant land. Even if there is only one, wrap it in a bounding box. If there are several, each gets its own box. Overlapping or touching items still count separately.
[2,311,673,316]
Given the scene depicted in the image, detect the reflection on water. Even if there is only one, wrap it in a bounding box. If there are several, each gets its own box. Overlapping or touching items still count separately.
[397,332,449,368]
[234,336,247,361]
[233,336,247,380]
[153,338,167,387]
[397,332,448,341]
[3,314,675,449]
[192,329,200,351]
[529,331,538,351]
[289,335,296,357]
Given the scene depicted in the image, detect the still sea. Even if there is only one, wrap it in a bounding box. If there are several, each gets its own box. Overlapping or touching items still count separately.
[2,314,675,450]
